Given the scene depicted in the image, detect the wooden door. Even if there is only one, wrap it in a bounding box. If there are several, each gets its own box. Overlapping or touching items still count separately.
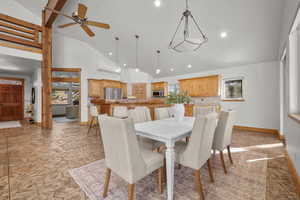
[0,82,24,121]
[132,83,147,99]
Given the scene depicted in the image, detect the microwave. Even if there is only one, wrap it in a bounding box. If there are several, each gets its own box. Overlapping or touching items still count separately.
[152,90,164,97]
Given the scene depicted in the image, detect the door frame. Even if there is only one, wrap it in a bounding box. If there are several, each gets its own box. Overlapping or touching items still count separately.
[51,68,81,123]
[0,77,25,120]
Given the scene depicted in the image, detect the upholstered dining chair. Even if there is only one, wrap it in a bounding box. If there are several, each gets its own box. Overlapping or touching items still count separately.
[98,115,164,200]
[113,106,128,118]
[174,113,218,200]
[87,104,100,135]
[154,107,171,120]
[129,107,163,151]
[212,110,236,174]
[193,106,216,116]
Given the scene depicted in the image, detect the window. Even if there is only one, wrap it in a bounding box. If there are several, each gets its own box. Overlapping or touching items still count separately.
[168,83,179,95]
[222,77,244,101]
[52,89,69,105]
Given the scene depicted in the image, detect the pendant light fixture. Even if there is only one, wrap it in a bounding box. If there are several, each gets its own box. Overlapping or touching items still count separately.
[169,0,208,52]
[135,35,140,72]
[115,37,121,73]
[155,50,161,74]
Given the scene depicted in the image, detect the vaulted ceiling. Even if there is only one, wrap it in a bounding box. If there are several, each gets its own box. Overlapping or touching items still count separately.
[15,0,285,77]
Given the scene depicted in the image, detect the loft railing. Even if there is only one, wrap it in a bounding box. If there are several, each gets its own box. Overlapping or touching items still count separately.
[0,13,42,52]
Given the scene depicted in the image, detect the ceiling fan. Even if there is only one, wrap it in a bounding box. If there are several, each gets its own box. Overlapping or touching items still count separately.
[45,3,110,37]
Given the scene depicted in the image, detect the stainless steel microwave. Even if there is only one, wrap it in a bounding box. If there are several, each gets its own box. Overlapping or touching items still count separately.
[152,90,164,97]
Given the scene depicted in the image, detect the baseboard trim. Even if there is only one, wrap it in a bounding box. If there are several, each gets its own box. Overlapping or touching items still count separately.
[285,151,300,197]
[80,122,88,126]
[234,125,279,135]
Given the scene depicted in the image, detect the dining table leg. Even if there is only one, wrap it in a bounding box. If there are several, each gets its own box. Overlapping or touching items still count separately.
[165,141,175,200]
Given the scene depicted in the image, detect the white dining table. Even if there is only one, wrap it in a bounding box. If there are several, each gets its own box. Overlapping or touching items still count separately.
[135,117,195,200]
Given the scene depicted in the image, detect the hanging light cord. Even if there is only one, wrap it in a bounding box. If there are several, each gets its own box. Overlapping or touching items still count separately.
[135,35,139,68]
[115,37,119,64]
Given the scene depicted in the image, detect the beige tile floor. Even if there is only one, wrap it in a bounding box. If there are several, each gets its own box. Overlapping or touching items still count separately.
[0,122,299,200]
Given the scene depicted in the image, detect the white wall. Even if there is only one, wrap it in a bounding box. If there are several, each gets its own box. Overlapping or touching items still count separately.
[52,33,121,122]
[154,61,280,130]
[32,68,42,123]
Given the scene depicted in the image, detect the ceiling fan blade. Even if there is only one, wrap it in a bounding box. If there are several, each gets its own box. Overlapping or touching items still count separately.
[45,7,74,21]
[86,21,110,29]
[78,3,88,18]
[81,25,95,37]
[58,22,78,28]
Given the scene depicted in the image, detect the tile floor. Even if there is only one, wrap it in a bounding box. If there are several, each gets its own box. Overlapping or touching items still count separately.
[0,122,298,200]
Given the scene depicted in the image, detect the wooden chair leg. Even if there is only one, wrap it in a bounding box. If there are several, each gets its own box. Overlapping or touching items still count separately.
[207,158,214,183]
[128,184,135,200]
[87,117,94,135]
[220,151,227,174]
[157,167,163,194]
[227,145,233,164]
[186,136,190,143]
[194,169,205,200]
[103,168,111,198]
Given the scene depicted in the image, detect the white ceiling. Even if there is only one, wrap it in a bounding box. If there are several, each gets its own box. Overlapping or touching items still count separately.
[0,54,40,75]
[15,0,284,77]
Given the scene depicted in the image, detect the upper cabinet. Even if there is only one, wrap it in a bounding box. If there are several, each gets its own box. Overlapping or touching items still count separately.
[151,82,168,96]
[88,79,127,98]
[132,83,147,99]
[179,75,220,97]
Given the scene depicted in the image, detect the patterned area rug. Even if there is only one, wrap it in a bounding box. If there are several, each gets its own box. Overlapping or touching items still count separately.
[69,151,267,200]
[0,121,21,129]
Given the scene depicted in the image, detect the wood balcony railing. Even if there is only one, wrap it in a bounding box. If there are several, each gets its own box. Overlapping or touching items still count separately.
[0,13,42,53]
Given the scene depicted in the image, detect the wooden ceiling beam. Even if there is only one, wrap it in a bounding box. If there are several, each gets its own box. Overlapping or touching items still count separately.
[44,0,68,27]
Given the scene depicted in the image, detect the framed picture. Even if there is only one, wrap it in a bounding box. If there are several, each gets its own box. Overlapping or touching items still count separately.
[222,77,244,101]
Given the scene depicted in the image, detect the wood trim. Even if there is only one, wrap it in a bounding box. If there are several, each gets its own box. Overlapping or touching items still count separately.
[0,42,42,54]
[234,125,279,135]
[0,13,42,31]
[44,0,68,27]
[80,122,89,126]
[0,33,41,48]
[289,114,300,124]
[0,21,35,34]
[178,74,220,82]
[51,68,81,72]
[285,151,300,196]
[52,77,80,83]
[0,77,25,82]
[222,99,245,102]
[0,27,35,40]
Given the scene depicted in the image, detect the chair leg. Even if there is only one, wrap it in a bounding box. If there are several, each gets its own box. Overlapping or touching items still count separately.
[186,136,190,143]
[220,151,227,174]
[128,184,135,200]
[194,169,205,200]
[207,158,214,183]
[103,168,111,198]
[87,117,94,135]
[227,145,233,164]
[157,167,163,194]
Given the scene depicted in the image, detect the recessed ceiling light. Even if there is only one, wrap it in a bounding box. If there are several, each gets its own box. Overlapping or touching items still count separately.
[187,64,192,68]
[135,68,140,72]
[108,52,113,56]
[115,68,121,73]
[220,32,227,38]
[123,64,127,67]
[156,69,161,74]
[170,68,174,72]
[154,0,161,7]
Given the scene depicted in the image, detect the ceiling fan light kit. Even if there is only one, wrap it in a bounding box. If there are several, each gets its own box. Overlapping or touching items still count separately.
[169,0,208,52]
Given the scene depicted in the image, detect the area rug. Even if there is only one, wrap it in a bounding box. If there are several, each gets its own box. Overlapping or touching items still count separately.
[69,151,267,200]
[0,121,21,129]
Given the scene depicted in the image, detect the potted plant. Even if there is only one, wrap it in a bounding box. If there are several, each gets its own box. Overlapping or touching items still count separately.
[166,91,192,120]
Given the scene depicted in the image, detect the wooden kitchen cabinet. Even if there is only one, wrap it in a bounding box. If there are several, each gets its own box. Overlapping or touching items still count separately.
[132,83,147,99]
[151,82,168,96]
[179,75,220,97]
[88,79,127,98]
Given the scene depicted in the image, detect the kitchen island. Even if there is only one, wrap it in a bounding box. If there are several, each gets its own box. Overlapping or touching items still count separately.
[90,98,171,120]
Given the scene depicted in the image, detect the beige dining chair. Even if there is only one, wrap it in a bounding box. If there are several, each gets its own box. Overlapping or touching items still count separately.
[87,104,100,135]
[212,110,236,174]
[128,107,162,151]
[98,115,164,200]
[174,113,218,200]
[193,106,216,116]
[155,107,172,120]
[113,106,128,118]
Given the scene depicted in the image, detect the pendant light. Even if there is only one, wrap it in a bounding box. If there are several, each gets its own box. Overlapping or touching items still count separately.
[115,37,121,73]
[155,50,161,74]
[169,0,208,52]
[135,35,140,72]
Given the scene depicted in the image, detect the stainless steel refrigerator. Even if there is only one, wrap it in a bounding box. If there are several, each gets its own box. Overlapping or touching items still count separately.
[104,88,122,100]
